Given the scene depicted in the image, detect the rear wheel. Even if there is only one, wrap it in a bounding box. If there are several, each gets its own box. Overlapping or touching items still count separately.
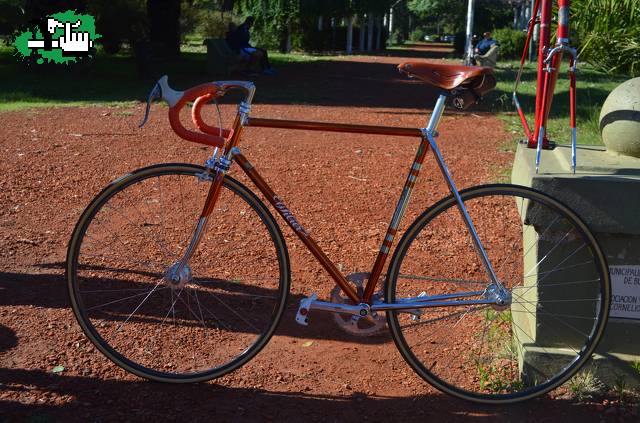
[386,184,609,403]
[67,164,290,382]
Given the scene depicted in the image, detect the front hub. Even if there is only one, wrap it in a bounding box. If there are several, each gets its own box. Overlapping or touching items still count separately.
[163,262,192,290]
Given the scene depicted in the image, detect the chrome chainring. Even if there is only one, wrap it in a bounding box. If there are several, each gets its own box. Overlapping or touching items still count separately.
[329,272,387,336]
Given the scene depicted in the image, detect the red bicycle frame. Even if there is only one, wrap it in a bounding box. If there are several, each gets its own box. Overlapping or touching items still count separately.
[514,0,577,171]
[231,117,425,305]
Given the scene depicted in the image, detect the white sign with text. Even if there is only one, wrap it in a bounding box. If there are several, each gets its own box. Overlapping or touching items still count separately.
[609,265,640,319]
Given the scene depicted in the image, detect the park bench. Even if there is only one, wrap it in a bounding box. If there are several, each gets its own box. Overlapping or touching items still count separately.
[203,38,249,76]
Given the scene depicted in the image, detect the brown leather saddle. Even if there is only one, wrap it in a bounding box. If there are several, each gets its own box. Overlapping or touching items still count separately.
[398,62,496,109]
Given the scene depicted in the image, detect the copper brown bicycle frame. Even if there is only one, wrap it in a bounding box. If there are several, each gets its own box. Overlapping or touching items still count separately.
[178,85,502,309]
[236,119,423,305]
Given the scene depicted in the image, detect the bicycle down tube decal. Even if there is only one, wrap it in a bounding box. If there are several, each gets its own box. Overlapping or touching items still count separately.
[273,195,308,237]
[234,150,360,302]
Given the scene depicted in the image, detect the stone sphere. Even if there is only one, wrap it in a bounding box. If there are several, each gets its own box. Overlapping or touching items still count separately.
[599,77,640,157]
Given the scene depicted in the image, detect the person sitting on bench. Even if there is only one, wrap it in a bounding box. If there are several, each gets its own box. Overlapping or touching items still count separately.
[472,32,499,66]
[226,17,276,75]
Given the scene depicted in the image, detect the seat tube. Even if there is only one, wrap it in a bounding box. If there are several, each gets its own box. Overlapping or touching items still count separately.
[421,96,500,286]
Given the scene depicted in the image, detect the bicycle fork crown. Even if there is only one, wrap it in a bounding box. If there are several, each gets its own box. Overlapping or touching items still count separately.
[198,147,236,181]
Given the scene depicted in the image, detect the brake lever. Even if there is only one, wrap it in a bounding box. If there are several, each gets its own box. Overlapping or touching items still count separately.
[139,82,162,128]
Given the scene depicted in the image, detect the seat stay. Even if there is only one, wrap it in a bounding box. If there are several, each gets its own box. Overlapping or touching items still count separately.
[420,103,502,291]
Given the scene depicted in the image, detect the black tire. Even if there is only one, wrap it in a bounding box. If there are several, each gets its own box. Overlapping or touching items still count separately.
[386,184,609,404]
[66,163,290,382]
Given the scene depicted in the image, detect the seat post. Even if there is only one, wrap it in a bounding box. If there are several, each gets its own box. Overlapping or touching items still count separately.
[425,94,447,133]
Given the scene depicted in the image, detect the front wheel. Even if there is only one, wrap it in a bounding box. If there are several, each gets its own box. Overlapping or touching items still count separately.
[386,184,610,404]
[67,163,290,382]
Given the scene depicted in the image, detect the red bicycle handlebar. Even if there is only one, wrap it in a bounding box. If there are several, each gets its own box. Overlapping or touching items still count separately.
[161,80,254,147]
[168,83,229,148]
[191,93,233,140]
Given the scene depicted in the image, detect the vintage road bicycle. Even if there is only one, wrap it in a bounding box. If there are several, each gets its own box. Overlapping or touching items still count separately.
[66,63,610,404]
[67,0,610,403]
[67,1,610,402]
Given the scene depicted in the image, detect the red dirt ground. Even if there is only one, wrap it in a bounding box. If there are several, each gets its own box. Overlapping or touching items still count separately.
[0,45,629,422]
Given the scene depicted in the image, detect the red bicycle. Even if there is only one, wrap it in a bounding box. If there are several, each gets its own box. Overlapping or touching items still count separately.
[514,0,579,172]
[66,2,609,404]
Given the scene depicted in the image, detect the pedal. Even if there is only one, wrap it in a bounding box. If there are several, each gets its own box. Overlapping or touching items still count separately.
[295,293,317,326]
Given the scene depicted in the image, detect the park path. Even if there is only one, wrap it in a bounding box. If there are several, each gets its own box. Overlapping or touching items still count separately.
[0,44,607,422]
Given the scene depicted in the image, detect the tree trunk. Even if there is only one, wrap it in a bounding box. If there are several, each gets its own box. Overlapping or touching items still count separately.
[367,12,374,52]
[375,16,382,50]
[346,15,353,54]
[331,17,336,49]
[359,15,366,52]
[147,0,181,59]
[285,22,292,53]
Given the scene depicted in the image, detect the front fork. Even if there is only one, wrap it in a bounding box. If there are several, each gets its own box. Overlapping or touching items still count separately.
[168,149,233,282]
[169,91,255,282]
[532,44,578,174]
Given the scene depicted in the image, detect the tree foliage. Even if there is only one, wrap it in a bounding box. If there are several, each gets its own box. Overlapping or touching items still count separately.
[408,0,465,30]
[232,0,394,51]
[493,27,526,59]
[572,0,640,76]
[408,0,512,35]
[234,0,299,50]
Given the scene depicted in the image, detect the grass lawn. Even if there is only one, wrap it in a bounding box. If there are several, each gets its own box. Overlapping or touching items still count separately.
[1,46,156,110]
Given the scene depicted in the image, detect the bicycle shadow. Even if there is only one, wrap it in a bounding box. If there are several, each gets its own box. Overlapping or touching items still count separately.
[0,267,391,345]
[0,367,603,422]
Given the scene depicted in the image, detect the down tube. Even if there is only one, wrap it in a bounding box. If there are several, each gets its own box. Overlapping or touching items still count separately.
[233,152,360,303]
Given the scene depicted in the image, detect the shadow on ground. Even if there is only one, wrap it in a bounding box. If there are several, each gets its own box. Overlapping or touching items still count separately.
[0,367,601,422]
[0,268,391,344]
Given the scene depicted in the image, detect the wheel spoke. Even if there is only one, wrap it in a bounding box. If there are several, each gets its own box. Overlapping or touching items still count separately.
[116,281,164,331]
[85,285,168,312]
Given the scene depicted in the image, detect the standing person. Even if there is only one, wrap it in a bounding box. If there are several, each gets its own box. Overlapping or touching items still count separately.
[226,16,276,75]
